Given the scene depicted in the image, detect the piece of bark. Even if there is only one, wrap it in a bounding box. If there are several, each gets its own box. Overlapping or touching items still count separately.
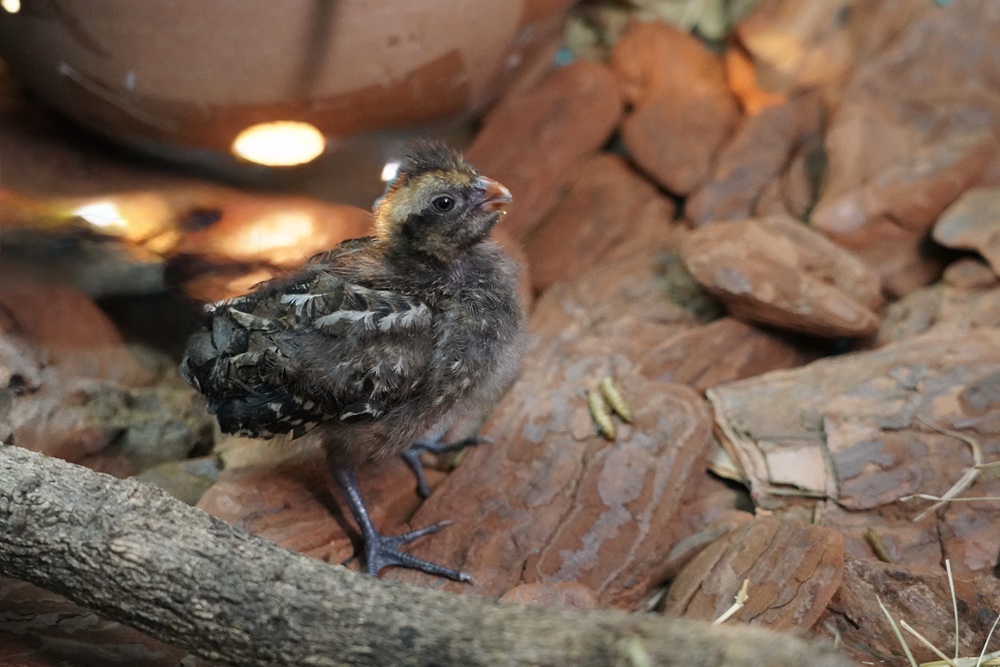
[525,153,677,293]
[810,0,1000,296]
[707,328,1000,536]
[466,60,623,242]
[664,518,844,632]
[874,264,1000,346]
[197,437,430,567]
[611,21,741,195]
[651,470,755,592]
[0,445,855,667]
[938,476,1000,575]
[638,317,824,393]
[733,0,928,95]
[0,576,216,667]
[528,248,713,351]
[942,257,1000,290]
[824,556,1000,664]
[386,246,720,607]
[733,1,854,94]
[391,368,715,609]
[681,215,882,338]
[687,94,824,226]
[933,186,1000,275]
[815,503,943,570]
[723,45,788,115]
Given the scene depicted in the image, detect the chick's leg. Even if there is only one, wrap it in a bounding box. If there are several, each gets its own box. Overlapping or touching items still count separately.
[402,435,492,498]
[332,467,471,582]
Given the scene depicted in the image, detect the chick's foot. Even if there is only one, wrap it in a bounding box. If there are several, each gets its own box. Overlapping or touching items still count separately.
[333,468,471,582]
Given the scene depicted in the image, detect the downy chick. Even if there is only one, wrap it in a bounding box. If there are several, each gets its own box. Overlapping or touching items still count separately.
[181,140,524,580]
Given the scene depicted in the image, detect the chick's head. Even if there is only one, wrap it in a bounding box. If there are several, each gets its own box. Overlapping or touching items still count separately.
[374,140,511,263]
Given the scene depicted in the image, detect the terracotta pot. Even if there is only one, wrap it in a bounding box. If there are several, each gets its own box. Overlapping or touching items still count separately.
[0,0,571,157]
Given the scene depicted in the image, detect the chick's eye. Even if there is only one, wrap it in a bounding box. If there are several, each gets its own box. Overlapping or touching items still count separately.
[432,195,455,213]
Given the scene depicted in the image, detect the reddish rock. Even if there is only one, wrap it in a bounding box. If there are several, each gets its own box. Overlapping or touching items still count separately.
[810,1,1000,296]
[681,215,883,338]
[499,582,599,609]
[825,557,1000,665]
[525,153,677,292]
[611,21,741,195]
[0,282,152,385]
[933,187,1000,275]
[466,60,623,242]
[687,94,824,226]
[664,518,844,631]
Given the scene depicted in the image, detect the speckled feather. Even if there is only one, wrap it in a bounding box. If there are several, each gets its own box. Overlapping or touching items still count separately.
[181,141,524,467]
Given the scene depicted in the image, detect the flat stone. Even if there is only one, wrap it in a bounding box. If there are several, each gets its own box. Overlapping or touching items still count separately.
[681,215,883,337]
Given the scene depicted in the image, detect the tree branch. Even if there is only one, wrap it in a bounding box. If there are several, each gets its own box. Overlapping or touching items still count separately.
[0,445,852,666]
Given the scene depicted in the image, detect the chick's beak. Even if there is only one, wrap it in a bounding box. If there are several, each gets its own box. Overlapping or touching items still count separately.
[475,176,512,213]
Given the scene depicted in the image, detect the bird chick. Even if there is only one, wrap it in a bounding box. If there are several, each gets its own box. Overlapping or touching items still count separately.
[181,140,525,581]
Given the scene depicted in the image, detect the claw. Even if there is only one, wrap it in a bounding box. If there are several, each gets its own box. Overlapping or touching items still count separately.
[403,435,492,498]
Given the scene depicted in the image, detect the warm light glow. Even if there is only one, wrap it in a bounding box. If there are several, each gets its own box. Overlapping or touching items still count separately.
[231,121,326,166]
[75,201,127,231]
[1,0,20,13]
[230,211,318,263]
[381,159,401,182]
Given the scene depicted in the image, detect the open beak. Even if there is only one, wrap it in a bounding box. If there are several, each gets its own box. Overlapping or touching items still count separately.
[475,176,512,213]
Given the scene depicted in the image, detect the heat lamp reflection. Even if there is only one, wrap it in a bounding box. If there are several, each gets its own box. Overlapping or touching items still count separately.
[75,201,127,231]
[231,121,326,167]
[230,211,317,263]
